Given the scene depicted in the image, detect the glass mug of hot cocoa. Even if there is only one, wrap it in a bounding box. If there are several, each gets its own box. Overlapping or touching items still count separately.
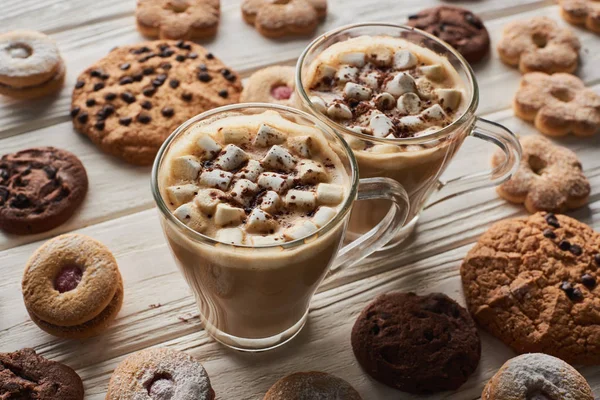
[151,104,409,351]
[296,23,522,243]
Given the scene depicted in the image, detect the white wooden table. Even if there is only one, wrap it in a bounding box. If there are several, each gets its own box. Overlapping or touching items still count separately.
[1,1,599,398]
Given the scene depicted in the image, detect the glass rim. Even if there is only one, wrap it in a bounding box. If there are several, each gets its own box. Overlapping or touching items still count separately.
[151,102,360,250]
[295,22,480,145]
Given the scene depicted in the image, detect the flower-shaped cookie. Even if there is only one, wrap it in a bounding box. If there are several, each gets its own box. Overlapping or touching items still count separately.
[241,0,327,38]
[497,17,580,74]
[136,0,220,40]
[514,72,600,137]
[492,135,590,213]
[560,0,600,33]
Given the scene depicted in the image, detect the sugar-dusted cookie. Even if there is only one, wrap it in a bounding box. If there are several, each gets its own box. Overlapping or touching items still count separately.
[240,65,295,106]
[482,353,594,400]
[0,147,88,235]
[241,0,327,38]
[0,30,65,99]
[22,234,124,339]
[493,136,590,213]
[497,17,580,74]
[264,372,362,400]
[559,0,600,34]
[406,6,491,63]
[136,0,220,40]
[351,292,481,394]
[0,348,84,400]
[106,348,215,400]
[461,212,600,364]
[513,72,600,137]
[71,40,241,165]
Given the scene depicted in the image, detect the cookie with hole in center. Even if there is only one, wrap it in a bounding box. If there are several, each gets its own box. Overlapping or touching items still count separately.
[513,72,600,137]
[492,135,590,213]
[559,0,600,34]
[241,66,295,106]
[461,212,600,364]
[241,0,327,38]
[0,147,88,235]
[497,16,581,74]
[264,372,362,400]
[22,234,123,339]
[106,348,215,400]
[351,292,481,394]
[71,40,241,165]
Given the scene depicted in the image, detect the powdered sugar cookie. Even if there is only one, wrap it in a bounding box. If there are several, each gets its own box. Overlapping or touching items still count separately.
[264,372,362,400]
[136,0,221,40]
[241,65,295,106]
[560,0,600,34]
[513,72,600,137]
[0,30,65,98]
[482,354,594,400]
[493,136,590,213]
[497,17,580,74]
[241,0,327,38]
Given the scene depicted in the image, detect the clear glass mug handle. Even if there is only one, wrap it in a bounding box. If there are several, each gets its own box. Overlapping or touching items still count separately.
[327,177,409,276]
[426,117,522,208]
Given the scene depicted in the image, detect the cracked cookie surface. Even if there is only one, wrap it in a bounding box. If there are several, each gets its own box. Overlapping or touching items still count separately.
[461,212,600,364]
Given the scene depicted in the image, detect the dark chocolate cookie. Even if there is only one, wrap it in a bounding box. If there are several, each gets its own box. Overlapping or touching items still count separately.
[351,292,481,394]
[0,147,88,235]
[407,6,490,63]
[0,348,84,399]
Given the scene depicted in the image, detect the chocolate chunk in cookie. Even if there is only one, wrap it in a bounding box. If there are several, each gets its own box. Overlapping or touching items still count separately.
[264,372,362,400]
[241,0,327,38]
[351,292,481,394]
[0,348,84,400]
[406,6,490,63]
[0,147,88,235]
[71,40,242,165]
[461,212,600,364]
[493,135,590,213]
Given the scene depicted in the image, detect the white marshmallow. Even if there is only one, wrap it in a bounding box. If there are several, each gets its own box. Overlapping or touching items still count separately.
[316,183,344,205]
[216,228,245,245]
[166,184,199,207]
[371,144,400,154]
[234,159,263,182]
[214,203,246,227]
[336,65,359,83]
[312,206,337,228]
[384,72,416,98]
[346,136,367,151]
[170,155,201,181]
[344,82,372,101]
[393,50,418,70]
[258,172,290,193]
[368,47,393,67]
[215,144,249,171]
[339,52,366,67]
[194,188,224,214]
[173,202,207,232]
[199,169,233,190]
[374,92,396,110]
[421,104,446,120]
[416,78,434,99]
[285,189,316,210]
[261,145,296,172]
[283,221,318,241]
[399,115,425,131]
[361,71,381,89]
[327,103,353,120]
[310,96,328,113]
[435,88,462,111]
[196,135,222,160]
[419,64,446,81]
[369,113,395,138]
[229,179,259,206]
[249,235,282,246]
[245,209,278,234]
[260,191,281,213]
[315,64,336,82]
[297,159,329,183]
[222,128,250,145]
[288,135,313,158]
[397,93,422,115]
[253,124,286,147]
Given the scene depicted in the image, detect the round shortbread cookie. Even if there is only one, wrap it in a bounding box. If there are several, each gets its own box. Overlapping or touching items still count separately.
[263,372,362,400]
[241,66,295,106]
[0,59,66,99]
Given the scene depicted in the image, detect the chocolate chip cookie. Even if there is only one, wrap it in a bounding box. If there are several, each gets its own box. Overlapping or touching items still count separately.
[71,40,242,165]
[461,212,600,364]
[407,6,490,63]
[0,348,84,399]
[351,292,481,394]
[264,372,362,400]
[0,147,88,235]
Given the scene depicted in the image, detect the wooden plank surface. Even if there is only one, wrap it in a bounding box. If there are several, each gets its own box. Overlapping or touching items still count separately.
[1,0,600,399]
